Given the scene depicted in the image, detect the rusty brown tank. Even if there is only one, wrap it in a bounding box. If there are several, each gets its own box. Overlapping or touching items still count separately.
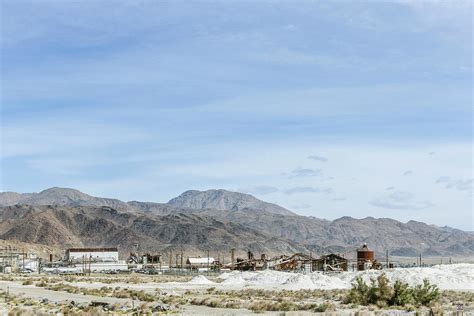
[357,243,375,271]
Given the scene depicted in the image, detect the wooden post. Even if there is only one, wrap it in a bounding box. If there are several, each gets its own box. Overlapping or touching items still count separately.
[207,249,210,274]
[231,248,235,269]
[169,251,172,271]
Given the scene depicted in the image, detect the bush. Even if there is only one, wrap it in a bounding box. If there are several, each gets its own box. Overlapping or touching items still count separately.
[347,276,370,305]
[372,274,393,307]
[346,274,439,308]
[22,279,33,286]
[390,280,414,306]
[313,302,336,312]
[413,279,440,306]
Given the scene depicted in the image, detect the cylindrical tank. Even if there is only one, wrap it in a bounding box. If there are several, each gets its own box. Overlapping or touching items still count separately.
[357,244,374,271]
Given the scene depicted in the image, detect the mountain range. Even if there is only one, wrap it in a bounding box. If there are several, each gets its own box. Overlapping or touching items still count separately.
[0,187,472,259]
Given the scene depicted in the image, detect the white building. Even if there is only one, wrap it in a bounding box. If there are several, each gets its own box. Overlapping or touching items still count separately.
[186,257,215,271]
[65,247,119,263]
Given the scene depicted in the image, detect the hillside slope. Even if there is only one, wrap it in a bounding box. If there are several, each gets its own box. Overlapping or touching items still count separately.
[1,187,472,257]
[0,205,303,257]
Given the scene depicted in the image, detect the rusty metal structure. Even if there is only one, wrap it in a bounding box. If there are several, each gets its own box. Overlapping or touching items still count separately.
[357,243,381,270]
[314,253,348,272]
[226,251,352,273]
[271,253,314,272]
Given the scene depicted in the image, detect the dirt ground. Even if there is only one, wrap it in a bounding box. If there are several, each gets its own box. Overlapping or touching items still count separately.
[0,273,470,315]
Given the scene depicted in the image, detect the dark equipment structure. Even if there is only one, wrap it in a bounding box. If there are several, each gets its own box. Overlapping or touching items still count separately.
[232,251,267,271]
[128,252,161,265]
[314,253,348,272]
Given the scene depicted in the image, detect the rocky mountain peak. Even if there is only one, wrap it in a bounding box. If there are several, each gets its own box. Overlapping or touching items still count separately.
[167,189,296,216]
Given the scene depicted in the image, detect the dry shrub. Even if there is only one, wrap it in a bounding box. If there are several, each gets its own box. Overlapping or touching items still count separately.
[22,279,33,285]
[346,274,439,308]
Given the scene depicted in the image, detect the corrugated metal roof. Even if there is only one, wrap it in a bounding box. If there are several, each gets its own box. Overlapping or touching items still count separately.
[67,248,118,253]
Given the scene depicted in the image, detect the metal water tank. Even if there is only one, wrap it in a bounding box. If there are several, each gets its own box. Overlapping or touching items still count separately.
[357,243,374,271]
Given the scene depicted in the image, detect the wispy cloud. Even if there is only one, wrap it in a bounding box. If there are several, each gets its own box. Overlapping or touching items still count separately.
[403,170,413,176]
[436,176,473,192]
[288,167,321,178]
[308,155,328,162]
[370,191,434,210]
[283,186,333,195]
[436,176,451,183]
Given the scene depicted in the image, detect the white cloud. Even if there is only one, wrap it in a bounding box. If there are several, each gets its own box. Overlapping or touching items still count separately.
[308,155,328,162]
[288,167,321,178]
[436,177,473,192]
[284,187,333,195]
[370,191,434,210]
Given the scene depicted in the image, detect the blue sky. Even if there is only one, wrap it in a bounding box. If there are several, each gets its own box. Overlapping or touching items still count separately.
[1,1,472,229]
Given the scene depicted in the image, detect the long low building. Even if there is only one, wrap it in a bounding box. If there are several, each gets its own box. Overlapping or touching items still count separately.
[65,247,119,263]
[186,257,215,271]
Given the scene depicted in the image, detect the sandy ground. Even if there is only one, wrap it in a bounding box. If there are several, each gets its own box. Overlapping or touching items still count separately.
[0,264,471,314]
[179,305,324,315]
[0,280,139,306]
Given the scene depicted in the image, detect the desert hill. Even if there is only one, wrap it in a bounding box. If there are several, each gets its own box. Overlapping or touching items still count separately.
[0,187,472,257]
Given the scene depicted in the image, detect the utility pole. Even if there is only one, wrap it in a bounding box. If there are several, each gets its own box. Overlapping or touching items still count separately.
[230,248,235,269]
[386,249,389,268]
[419,253,422,267]
[207,249,210,274]
[169,251,172,271]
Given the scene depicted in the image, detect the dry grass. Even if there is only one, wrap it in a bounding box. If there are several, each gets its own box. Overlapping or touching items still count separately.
[2,274,473,314]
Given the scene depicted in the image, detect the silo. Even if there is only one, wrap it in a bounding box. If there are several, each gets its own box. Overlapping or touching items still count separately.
[357,243,374,271]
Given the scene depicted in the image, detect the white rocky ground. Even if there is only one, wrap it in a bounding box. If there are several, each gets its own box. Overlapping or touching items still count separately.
[216,263,474,291]
[0,264,471,314]
[60,263,473,292]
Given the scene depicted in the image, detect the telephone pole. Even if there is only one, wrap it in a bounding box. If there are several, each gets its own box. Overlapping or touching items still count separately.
[207,249,210,273]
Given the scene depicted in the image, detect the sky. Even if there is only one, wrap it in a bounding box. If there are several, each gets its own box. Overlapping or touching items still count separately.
[1,0,472,230]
